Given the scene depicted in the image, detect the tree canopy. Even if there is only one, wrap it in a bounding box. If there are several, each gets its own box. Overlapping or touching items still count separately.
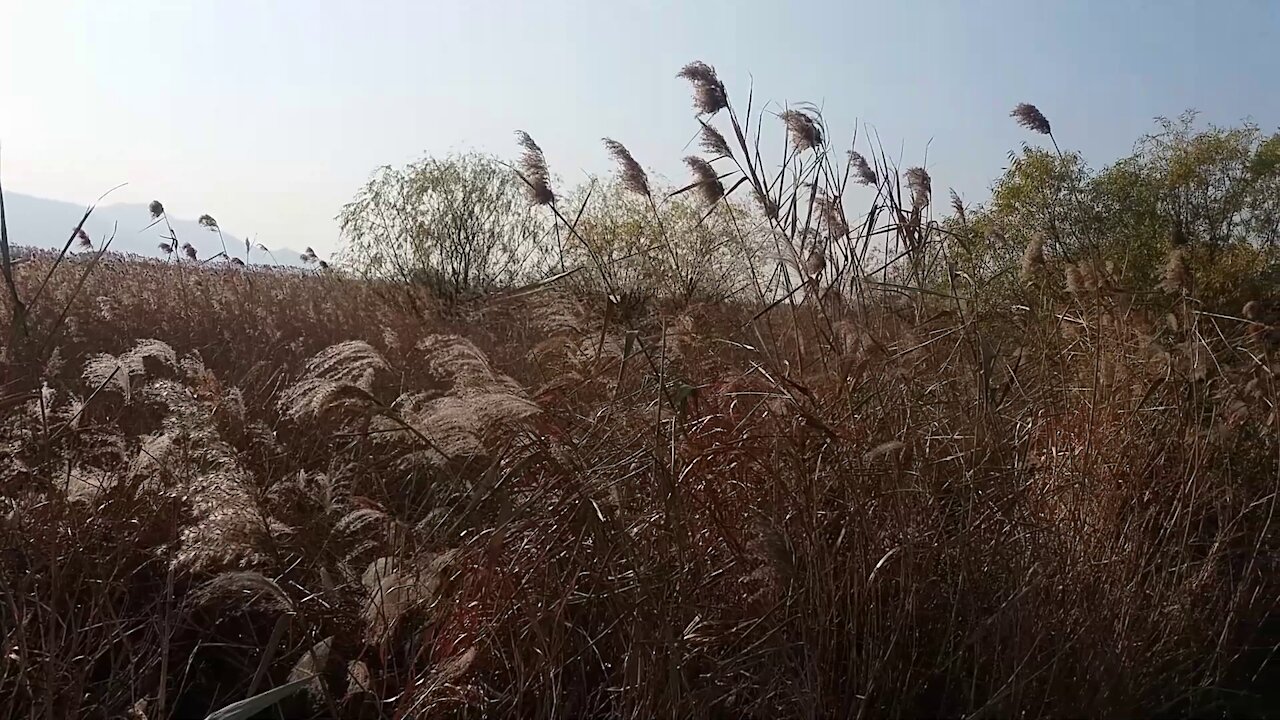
[951,111,1280,307]
[338,152,553,296]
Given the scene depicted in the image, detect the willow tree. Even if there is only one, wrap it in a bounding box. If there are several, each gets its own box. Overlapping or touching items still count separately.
[339,152,553,296]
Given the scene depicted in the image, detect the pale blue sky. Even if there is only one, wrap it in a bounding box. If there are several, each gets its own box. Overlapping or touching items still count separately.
[2,1,1277,256]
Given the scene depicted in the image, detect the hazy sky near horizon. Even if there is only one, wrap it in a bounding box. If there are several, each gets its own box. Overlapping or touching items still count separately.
[2,1,1278,256]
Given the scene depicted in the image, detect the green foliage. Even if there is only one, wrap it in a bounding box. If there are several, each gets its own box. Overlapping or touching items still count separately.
[338,152,552,296]
[955,112,1280,308]
[947,148,1095,299]
[566,179,764,303]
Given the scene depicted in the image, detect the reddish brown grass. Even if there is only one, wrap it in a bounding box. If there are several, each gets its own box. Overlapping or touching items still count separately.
[0,245,1275,718]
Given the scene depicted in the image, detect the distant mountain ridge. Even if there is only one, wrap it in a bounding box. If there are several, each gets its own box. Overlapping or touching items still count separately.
[0,191,311,267]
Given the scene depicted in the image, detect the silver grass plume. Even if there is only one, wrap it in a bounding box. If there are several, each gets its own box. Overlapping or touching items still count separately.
[602,138,651,198]
[279,340,389,423]
[1161,247,1192,294]
[905,167,932,208]
[819,194,848,239]
[684,156,724,206]
[676,60,728,115]
[1011,103,1052,135]
[83,338,178,403]
[361,550,460,646]
[849,151,877,186]
[515,130,555,205]
[1021,233,1047,283]
[699,120,733,158]
[779,108,824,150]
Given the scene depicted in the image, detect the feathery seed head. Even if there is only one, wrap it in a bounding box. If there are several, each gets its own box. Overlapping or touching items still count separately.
[198,214,218,230]
[848,151,877,186]
[1065,263,1084,295]
[602,138,651,198]
[148,200,165,219]
[779,109,824,150]
[1011,103,1052,135]
[159,242,173,255]
[699,121,733,158]
[684,156,724,206]
[905,167,932,208]
[181,242,197,261]
[1161,247,1192,294]
[515,130,555,205]
[755,188,779,219]
[819,194,848,239]
[949,189,966,223]
[804,250,826,277]
[1021,234,1047,283]
[75,228,92,249]
[676,60,728,115]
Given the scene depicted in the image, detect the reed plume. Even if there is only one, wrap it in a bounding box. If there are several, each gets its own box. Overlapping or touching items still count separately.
[1161,247,1192,294]
[699,120,733,158]
[515,130,555,205]
[1021,233,1046,283]
[602,138,651,198]
[905,167,932,208]
[1011,103,1052,135]
[676,60,728,115]
[849,151,878,186]
[684,156,724,206]
[779,108,823,150]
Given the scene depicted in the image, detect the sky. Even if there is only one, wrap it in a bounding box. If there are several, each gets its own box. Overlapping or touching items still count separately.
[2,1,1278,258]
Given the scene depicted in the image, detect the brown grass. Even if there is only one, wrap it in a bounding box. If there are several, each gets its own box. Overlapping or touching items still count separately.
[0,246,1275,718]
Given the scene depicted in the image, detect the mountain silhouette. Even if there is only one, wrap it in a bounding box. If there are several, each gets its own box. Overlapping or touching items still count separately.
[1,191,311,267]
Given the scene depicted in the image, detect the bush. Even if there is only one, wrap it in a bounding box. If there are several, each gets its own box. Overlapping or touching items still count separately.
[339,152,554,297]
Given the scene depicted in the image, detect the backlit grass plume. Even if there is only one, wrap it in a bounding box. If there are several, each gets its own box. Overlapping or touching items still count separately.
[698,120,733,159]
[779,108,824,150]
[603,138,651,198]
[1162,247,1192,294]
[515,130,555,205]
[819,194,848,239]
[279,340,389,423]
[82,338,178,403]
[676,60,728,115]
[906,167,932,208]
[683,156,724,206]
[1021,233,1047,283]
[849,151,878,186]
[1011,102,1052,136]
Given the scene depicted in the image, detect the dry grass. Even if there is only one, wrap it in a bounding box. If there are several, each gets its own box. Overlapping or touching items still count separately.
[1,63,1278,719]
[1,248,1275,718]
